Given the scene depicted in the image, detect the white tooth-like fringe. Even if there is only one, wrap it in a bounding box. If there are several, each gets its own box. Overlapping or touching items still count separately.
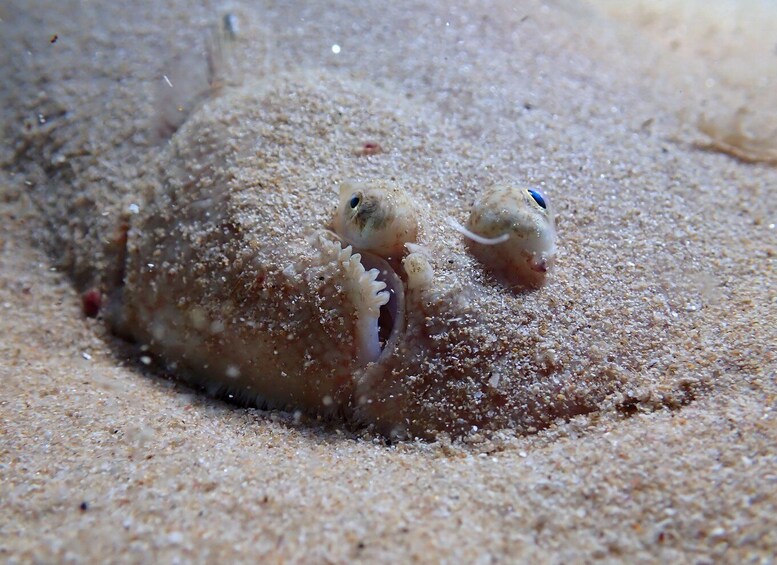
[316,233,387,363]
[341,253,388,315]
[315,232,351,262]
[366,271,390,309]
[339,245,355,263]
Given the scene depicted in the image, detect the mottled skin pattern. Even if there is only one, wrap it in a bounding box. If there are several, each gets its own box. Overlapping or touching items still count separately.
[112,82,374,416]
[466,185,557,289]
[333,180,419,257]
[7,4,716,442]
[103,72,564,439]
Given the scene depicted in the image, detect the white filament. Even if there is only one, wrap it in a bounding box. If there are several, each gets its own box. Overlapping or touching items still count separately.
[446,217,510,245]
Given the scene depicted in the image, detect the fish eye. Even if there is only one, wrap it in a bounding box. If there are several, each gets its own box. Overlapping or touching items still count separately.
[349,195,361,209]
[527,188,546,209]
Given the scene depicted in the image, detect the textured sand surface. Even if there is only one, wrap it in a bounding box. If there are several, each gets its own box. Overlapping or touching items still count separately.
[1,0,775,562]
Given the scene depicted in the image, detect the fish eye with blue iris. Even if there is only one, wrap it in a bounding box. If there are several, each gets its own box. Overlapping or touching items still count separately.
[528,188,547,209]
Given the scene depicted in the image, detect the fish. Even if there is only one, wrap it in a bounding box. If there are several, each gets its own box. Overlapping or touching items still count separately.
[97,34,563,437]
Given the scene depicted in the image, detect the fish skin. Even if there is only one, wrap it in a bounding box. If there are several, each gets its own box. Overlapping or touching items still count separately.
[94,71,572,439]
[6,5,671,441]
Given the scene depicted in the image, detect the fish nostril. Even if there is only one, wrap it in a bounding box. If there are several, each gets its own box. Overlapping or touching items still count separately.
[531,260,548,273]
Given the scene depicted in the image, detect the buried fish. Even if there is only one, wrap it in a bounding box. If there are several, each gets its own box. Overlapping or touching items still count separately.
[17,16,614,440]
[8,7,723,442]
[98,66,562,438]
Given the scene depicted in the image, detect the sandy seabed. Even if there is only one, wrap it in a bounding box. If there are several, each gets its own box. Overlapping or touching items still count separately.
[1,0,775,562]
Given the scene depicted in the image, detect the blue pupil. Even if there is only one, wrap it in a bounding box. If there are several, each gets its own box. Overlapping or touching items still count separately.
[528,189,546,209]
[349,195,360,209]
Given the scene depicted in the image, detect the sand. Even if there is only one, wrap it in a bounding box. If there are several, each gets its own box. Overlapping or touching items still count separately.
[1,0,775,562]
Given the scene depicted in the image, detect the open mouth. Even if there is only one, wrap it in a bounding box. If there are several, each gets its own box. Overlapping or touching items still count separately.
[358,251,404,361]
[321,231,405,364]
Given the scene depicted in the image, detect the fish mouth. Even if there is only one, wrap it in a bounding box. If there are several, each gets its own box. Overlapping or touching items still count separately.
[319,230,405,364]
[357,251,405,362]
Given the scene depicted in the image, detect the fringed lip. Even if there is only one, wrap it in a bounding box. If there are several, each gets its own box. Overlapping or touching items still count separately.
[357,250,405,363]
[322,230,405,365]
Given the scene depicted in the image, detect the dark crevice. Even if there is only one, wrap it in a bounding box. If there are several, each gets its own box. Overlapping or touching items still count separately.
[357,251,405,357]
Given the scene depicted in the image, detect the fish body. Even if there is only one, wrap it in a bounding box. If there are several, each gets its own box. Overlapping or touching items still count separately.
[10,9,673,441]
[103,70,564,438]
